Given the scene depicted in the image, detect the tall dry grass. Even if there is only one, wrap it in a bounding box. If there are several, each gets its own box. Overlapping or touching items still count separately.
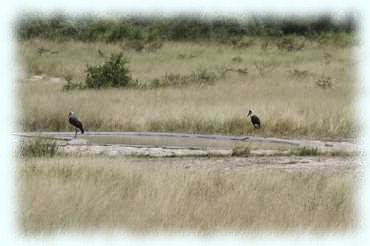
[18,39,357,138]
[19,156,356,234]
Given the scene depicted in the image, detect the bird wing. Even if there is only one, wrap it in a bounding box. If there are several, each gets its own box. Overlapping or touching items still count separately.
[251,115,261,128]
[69,116,84,131]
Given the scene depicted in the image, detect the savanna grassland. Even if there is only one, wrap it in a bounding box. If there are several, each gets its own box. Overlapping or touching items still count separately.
[19,155,357,233]
[17,15,359,234]
[19,36,357,138]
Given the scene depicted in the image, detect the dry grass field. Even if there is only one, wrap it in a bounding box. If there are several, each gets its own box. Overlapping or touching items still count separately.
[18,38,357,138]
[19,155,357,234]
[17,34,359,234]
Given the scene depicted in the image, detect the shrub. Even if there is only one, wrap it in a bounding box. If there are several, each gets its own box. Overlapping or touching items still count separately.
[84,53,132,89]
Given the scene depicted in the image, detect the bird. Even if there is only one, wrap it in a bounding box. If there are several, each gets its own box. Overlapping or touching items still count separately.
[68,112,84,138]
[247,110,261,129]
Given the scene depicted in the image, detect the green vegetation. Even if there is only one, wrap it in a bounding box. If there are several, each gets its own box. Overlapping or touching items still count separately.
[17,14,356,43]
[84,53,131,89]
[63,53,132,90]
[19,156,356,233]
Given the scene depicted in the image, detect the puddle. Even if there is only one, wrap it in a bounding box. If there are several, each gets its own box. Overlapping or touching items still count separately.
[85,135,241,149]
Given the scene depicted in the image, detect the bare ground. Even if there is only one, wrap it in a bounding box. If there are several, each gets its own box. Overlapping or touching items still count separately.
[16,131,360,172]
[86,155,357,173]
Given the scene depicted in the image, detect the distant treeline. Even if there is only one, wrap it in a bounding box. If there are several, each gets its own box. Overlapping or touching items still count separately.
[17,13,357,42]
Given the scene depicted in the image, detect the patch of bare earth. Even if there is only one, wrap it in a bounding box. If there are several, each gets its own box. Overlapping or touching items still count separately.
[17,132,360,172]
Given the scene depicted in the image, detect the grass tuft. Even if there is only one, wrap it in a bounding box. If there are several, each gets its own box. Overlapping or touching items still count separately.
[231,144,251,157]
[18,139,59,158]
[291,146,320,156]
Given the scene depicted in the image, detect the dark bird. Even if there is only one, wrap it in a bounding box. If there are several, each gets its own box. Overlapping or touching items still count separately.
[247,110,261,129]
[68,112,84,138]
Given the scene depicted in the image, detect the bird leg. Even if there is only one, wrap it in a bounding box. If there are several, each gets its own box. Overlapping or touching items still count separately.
[74,129,77,138]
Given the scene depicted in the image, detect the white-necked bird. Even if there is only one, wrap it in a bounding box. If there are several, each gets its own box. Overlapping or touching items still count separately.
[68,112,84,138]
[247,110,261,129]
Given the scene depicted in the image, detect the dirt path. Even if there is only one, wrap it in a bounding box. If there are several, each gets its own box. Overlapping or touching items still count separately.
[60,145,359,172]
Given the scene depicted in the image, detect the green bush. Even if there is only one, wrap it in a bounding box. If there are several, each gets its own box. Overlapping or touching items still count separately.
[84,53,132,89]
